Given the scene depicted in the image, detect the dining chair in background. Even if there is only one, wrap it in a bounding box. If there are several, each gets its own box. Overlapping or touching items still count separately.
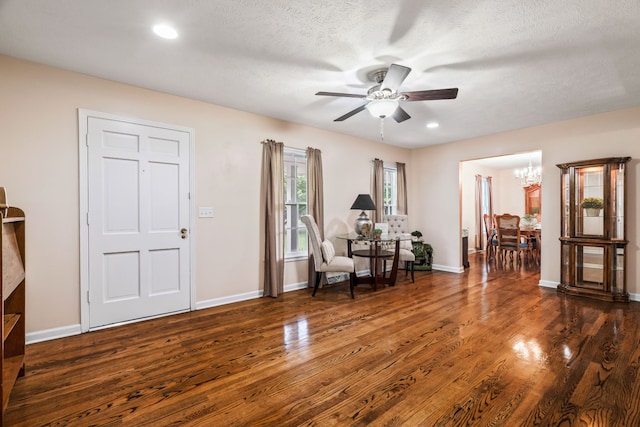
[495,213,530,265]
[483,213,498,261]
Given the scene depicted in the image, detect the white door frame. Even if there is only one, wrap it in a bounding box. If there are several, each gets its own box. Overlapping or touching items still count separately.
[78,109,196,332]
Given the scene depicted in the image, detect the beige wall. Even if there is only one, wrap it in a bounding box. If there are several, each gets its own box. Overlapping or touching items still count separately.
[2,54,639,337]
[0,55,411,335]
[411,107,639,296]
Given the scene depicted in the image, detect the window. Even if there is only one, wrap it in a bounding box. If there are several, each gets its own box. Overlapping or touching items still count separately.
[383,165,397,215]
[284,148,307,259]
[481,177,491,235]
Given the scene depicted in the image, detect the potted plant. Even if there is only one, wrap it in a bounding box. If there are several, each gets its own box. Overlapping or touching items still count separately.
[411,230,423,241]
[373,228,383,240]
[413,242,433,271]
[581,197,604,216]
[521,213,536,227]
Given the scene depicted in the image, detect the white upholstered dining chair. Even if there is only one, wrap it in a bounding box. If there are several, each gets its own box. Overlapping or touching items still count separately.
[301,215,356,298]
[384,215,416,282]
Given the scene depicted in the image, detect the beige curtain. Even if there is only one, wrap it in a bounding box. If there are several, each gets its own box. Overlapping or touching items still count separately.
[475,174,483,250]
[307,147,324,288]
[396,162,408,215]
[261,140,285,297]
[307,147,324,238]
[372,158,384,223]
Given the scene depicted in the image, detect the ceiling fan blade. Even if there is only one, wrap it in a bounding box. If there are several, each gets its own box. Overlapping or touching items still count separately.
[392,106,411,123]
[380,64,411,92]
[401,88,459,101]
[334,104,367,122]
[316,91,366,99]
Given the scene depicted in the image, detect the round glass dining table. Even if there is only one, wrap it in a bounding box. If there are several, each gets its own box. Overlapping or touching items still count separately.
[337,233,408,290]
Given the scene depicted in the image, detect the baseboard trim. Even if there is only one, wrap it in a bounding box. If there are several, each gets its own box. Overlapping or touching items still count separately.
[27,324,82,345]
[196,281,308,310]
[432,264,464,273]
[195,290,263,310]
[285,281,308,292]
[538,280,558,289]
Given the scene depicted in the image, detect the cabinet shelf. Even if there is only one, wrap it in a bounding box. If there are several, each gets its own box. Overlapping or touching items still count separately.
[3,313,20,341]
[2,355,24,410]
[1,217,24,224]
[1,206,26,422]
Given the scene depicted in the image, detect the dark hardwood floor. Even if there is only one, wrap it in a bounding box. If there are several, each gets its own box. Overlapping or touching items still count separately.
[6,253,640,426]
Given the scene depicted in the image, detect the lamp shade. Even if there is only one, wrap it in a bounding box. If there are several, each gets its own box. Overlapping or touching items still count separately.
[366,99,398,118]
[350,194,376,211]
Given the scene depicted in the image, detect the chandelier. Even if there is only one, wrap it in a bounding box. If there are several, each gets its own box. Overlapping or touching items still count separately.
[515,159,542,186]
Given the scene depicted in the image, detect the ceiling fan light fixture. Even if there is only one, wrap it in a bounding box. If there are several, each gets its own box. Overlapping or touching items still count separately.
[426,122,439,129]
[366,99,398,118]
[153,24,178,39]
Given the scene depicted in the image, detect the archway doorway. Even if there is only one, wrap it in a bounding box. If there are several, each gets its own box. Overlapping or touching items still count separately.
[460,151,542,271]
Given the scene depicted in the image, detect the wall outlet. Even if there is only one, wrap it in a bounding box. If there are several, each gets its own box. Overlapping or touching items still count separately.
[199,207,214,218]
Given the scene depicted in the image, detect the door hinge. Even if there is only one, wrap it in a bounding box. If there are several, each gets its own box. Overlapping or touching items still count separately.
[86,212,90,225]
[85,133,89,146]
[87,290,90,303]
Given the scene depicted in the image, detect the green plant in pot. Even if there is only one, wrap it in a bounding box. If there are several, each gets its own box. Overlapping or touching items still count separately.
[373,228,383,239]
[581,197,604,216]
[522,213,536,227]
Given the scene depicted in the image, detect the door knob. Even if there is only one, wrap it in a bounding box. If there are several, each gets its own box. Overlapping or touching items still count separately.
[181,228,188,239]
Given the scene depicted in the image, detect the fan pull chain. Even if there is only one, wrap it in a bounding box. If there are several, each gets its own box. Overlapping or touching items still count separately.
[380,117,384,140]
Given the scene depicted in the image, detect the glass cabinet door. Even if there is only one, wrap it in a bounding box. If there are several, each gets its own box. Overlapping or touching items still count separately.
[560,169,570,238]
[610,163,625,240]
[574,244,604,290]
[575,165,604,237]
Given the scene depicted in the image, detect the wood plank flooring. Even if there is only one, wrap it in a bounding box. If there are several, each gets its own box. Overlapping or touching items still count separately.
[5,253,640,426]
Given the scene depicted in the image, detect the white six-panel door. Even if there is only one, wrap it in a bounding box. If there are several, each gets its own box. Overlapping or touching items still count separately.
[80,111,193,330]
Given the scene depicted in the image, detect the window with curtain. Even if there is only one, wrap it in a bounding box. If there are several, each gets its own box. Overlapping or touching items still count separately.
[383,165,398,215]
[284,148,307,259]
[481,177,491,219]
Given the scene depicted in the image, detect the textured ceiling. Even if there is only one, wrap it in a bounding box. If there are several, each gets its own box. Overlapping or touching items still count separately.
[1,0,639,148]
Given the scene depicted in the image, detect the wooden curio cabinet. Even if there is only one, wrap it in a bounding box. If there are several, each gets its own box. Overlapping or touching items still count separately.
[557,157,630,302]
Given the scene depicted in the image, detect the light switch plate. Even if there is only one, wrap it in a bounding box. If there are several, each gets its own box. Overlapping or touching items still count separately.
[199,207,214,218]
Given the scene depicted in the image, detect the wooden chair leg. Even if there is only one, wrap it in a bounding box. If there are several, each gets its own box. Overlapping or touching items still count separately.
[349,272,355,299]
[312,272,322,296]
[410,261,415,283]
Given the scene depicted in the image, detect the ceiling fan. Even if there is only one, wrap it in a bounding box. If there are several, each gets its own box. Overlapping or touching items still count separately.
[316,63,458,123]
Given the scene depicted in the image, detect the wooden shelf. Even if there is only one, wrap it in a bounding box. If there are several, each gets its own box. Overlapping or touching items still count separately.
[3,313,20,341]
[1,217,24,224]
[2,355,24,410]
[1,206,26,422]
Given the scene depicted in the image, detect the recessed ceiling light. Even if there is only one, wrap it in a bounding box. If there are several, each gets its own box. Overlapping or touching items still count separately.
[153,24,178,39]
[426,122,439,129]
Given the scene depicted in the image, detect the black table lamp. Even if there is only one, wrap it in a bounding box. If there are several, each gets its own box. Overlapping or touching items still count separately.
[351,194,376,236]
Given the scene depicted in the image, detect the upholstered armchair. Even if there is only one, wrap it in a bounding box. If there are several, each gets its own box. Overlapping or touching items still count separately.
[301,215,356,298]
[383,215,416,282]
